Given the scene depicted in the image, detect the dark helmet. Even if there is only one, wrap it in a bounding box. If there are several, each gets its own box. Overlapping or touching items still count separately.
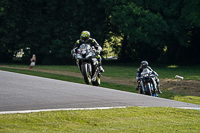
[80,31,90,42]
[141,61,148,68]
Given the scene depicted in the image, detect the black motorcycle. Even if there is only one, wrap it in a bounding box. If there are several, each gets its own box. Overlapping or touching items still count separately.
[73,44,101,86]
[139,68,158,97]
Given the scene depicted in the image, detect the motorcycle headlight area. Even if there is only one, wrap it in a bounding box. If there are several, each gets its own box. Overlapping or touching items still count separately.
[82,50,86,54]
[143,74,149,77]
[76,54,82,59]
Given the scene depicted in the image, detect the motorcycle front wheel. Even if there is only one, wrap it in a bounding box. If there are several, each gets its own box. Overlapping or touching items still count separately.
[145,82,152,96]
[139,87,145,94]
[82,63,91,84]
[92,74,101,86]
[139,81,145,94]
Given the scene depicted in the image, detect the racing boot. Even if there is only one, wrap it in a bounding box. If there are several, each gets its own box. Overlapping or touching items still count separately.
[156,78,162,94]
[157,85,162,94]
[99,65,104,73]
[97,57,104,73]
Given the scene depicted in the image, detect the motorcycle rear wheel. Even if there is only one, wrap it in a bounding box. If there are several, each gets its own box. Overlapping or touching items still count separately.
[82,64,91,84]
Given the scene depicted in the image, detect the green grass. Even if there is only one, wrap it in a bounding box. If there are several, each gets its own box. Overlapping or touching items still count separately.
[104,64,200,80]
[0,64,80,73]
[1,63,200,80]
[0,107,200,133]
[174,95,200,105]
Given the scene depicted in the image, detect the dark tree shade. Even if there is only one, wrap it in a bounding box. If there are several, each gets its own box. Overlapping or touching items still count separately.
[0,0,200,64]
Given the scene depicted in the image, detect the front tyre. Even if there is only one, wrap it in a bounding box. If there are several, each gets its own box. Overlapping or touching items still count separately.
[92,74,101,86]
[139,81,145,94]
[139,87,145,94]
[145,82,152,96]
[82,64,91,84]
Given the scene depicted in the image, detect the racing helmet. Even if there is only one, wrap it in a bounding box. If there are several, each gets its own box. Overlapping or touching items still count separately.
[141,61,148,68]
[80,31,90,42]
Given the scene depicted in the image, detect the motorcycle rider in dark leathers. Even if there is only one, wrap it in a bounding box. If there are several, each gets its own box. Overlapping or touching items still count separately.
[136,61,162,94]
[71,31,104,73]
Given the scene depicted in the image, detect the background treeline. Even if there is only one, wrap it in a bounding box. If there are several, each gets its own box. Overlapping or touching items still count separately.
[0,0,199,65]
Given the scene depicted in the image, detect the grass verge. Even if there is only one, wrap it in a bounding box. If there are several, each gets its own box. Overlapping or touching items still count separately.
[0,107,200,133]
[1,63,200,80]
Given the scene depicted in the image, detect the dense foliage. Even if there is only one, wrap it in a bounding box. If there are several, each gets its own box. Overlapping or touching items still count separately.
[0,0,199,64]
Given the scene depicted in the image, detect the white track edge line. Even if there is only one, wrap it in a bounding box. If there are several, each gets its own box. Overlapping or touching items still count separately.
[1,106,200,114]
[0,106,127,114]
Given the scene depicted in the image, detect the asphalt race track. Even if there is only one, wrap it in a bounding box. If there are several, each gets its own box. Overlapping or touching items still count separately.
[0,70,200,113]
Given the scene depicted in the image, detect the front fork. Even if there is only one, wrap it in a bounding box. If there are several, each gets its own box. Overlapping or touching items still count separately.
[140,80,154,92]
[140,80,145,93]
[77,59,92,76]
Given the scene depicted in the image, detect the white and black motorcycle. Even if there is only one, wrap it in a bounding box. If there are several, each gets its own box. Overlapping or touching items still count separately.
[139,68,158,97]
[73,44,101,86]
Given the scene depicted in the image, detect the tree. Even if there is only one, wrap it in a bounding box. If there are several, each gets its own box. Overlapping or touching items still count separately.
[1,0,200,64]
[131,0,200,64]
[0,0,109,64]
[0,0,22,62]
[106,0,200,64]
[109,1,168,62]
